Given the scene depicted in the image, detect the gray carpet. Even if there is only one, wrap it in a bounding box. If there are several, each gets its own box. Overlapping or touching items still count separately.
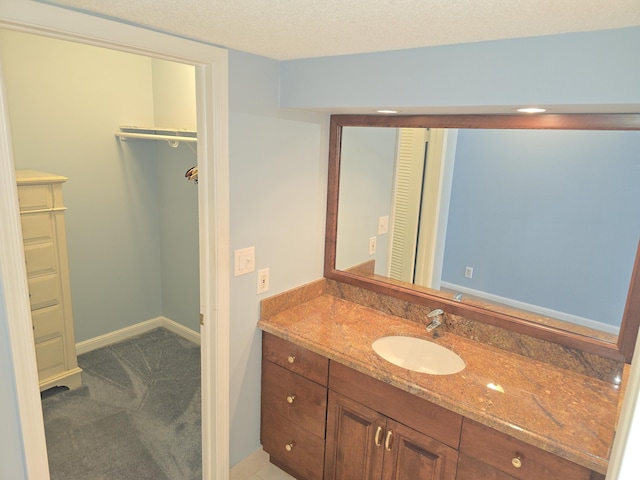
[42,328,201,480]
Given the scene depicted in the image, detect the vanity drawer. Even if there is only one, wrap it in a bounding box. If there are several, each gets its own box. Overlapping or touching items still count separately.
[262,360,327,437]
[261,409,325,480]
[459,419,592,480]
[329,361,463,449]
[17,184,53,211]
[262,332,329,386]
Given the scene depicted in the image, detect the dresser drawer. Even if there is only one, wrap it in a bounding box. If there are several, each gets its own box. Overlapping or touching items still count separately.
[32,305,65,342]
[263,332,329,386]
[25,242,57,277]
[262,360,327,437]
[20,212,54,244]
[17,184,53,211]
[28,274,60,310]
[261,409,325,480]
[35,335,66,380]
[459,419,592,480]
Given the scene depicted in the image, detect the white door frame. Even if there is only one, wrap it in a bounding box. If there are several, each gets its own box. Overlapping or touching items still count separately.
[0,1,230,479]
[414,128,457,289]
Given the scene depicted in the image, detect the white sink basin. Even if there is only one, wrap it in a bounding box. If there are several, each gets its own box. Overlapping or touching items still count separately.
[372,335,465,375]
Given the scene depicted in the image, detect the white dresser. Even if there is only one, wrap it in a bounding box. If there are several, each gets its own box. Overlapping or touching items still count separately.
[16,170,82,391]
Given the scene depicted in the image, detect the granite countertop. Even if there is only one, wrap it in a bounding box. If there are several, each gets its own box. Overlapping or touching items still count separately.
[258,294,622,474]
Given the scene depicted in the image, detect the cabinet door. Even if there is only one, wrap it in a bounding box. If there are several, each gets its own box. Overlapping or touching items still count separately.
[382,420,458,480]
[324,391,386,480]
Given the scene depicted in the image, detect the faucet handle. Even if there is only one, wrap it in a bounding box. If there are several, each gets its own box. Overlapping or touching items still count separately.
[426,309,444,332]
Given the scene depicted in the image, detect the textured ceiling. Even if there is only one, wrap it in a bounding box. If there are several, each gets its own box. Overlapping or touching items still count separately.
[46,0,640,60]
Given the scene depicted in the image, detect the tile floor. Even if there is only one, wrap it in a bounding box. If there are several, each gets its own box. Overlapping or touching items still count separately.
[245,462,296,480]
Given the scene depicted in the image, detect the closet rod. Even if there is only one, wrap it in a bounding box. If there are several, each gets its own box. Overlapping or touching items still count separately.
[115,131,197,143]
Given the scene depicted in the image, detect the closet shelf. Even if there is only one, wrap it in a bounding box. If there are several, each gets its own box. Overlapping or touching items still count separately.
[115,126,197,145]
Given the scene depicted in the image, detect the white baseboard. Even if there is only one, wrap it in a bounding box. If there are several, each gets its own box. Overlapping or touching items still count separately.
[161,317,201,345]
[76,316,200,355]
[230,447,269,480]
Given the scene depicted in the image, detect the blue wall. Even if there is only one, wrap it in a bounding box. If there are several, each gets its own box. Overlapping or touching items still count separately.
[336,127,396,273]
[280,27,640,111]
[442,129,640,326]
[157,141,200,332]
[228,49,328,465]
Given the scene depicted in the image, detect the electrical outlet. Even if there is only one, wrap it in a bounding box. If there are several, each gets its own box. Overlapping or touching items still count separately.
[257,268,269,294]
[234,247,255,276]
[369,236,377,255]
[378,216,389,235]
[465,266,473,279]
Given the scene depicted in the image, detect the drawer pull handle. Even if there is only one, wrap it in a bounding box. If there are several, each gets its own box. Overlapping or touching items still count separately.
[385,429,394,451]
[285,442,294,452]
[286,395,296,404]
[512,455,522,468]
[287,355,296,364]
[374,426,383,447]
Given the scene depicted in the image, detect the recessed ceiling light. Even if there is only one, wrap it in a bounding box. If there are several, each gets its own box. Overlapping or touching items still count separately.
[377,109,399,114]
[516,107,548,113]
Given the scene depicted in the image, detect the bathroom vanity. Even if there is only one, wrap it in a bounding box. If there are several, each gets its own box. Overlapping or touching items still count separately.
[260,113,639,480]
[259,283,616,480]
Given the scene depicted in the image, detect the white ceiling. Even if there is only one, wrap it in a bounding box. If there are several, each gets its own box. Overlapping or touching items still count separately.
[46,0,640,60]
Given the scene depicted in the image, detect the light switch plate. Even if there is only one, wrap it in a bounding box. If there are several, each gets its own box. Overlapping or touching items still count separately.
[234,246,255,276]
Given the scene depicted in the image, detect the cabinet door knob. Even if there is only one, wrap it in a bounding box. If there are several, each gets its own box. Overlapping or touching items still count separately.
[374,426,383,447]
[285,442,294,452]
[512,455,522,468]
[287,355,296,364]
[286,395,296,404]
[385,429,394,451]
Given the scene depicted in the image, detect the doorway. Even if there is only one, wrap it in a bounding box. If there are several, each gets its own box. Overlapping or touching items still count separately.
[3,28,202,477]
[388,128,457,289]
[0,2,229,479]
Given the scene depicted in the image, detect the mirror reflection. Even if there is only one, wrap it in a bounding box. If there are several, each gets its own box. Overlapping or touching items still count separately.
[336,126,640,336]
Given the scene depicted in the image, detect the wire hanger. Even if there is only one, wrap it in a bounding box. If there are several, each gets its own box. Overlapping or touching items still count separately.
[185,166,198,184]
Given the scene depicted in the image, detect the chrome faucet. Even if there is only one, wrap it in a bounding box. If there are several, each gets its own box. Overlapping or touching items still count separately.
[426,308,444,332]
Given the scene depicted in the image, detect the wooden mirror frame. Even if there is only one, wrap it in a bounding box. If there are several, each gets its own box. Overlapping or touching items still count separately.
[324,113,640,363]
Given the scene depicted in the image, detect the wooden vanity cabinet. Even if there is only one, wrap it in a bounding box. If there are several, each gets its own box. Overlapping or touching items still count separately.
[325,362,460,480]
[261,333,329,480]
[260,334,607,480]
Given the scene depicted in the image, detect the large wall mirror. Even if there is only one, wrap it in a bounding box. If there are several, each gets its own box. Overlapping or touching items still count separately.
[324,114,640,363]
